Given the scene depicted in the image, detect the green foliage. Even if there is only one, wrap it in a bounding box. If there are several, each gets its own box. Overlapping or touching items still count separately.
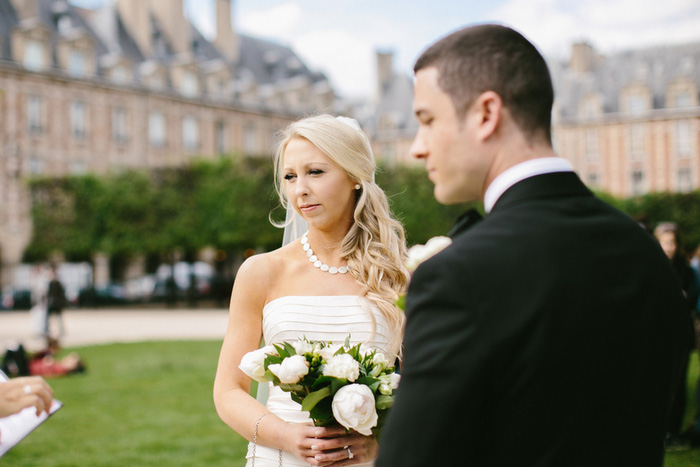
[3,341,698,466]
[375,163,476,245]
[599,191,700,253]
[26,156,284,263]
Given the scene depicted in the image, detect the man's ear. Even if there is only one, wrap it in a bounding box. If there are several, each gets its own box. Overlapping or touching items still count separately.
[473,91,502,141]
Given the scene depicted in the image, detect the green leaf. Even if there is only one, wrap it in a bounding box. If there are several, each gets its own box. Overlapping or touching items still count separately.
[282,342,297,356]
[330,378,348,394]
[356,376,380,392]
[301,386,332,412]
[311,375,336,391]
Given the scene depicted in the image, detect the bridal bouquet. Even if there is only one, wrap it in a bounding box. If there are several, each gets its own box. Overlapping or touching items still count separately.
[239,337,399,437]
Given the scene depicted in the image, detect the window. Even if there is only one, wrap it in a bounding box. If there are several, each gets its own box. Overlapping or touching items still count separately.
[626,95,646,115]
[585,129,599,161]
[678,168,692,193]
[627,124,645,161]
[244,122,256,154]
[28,155,43,175]
[27,95,42,134]
[111,66,129,84]
[71,101,87,139]
[674,92,692,108]
[180,70,199,97]
[182,116,199,151]
[675,120,691,158]
[149,112,165,147]
[71,159,87,175]
[631,170,646,196]
[68,50,86,77]
[112,107,127,143]
[216,120,226,155]
[24,39,44,71]
[586,173,599,187]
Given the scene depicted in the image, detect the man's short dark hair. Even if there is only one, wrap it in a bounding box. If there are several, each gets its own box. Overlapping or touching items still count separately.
[414,24,554,143]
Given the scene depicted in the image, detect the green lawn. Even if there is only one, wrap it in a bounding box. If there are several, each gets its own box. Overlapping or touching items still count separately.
[3,342,699,466]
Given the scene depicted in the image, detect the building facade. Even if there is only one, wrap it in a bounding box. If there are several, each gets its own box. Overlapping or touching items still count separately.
[0,0,335,286]
[551,41,700,197]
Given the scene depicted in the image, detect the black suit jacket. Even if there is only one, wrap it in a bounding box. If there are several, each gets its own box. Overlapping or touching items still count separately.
[377,172,689,466]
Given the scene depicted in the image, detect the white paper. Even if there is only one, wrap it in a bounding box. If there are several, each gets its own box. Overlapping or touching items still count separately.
[0,372,62,457]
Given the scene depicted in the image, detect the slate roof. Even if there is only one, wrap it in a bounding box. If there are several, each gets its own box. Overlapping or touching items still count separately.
[550,41,700,119]
[0,0,329,94]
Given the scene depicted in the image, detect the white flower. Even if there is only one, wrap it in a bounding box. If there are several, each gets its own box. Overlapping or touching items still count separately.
[292,339,313,356]
[319,344,342,362]
[323,353,360,381]
[406,236,452,272]
[239,345,277,382]
[388,372,401,390]
[358,344,373,358]
[331,384,379,436]
[372,351,391,370]
[378,373,401,395]
[268,355,310,384]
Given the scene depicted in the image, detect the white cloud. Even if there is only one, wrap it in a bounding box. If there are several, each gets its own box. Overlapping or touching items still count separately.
[238,2,303,42]
[293,29,374,99]
[492,0,700,59]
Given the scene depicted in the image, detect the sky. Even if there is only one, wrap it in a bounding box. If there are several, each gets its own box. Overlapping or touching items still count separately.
[69,0,700,99]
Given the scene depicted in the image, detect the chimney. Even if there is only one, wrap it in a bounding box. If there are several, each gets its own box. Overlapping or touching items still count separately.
[117,0,152,57]
[569,42,597,74]
[376,50,393,100]
[9,0,38,21]
[214,0,239,62]
[150,0,190,56]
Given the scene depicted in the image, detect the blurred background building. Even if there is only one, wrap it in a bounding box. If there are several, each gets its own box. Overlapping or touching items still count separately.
[0,0,335,288]
[551,41,700,197]
[1,0,700,294]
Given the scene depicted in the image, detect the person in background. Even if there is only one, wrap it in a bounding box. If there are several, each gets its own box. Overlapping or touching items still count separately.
[655,223,700,448]
[44,265,67,338]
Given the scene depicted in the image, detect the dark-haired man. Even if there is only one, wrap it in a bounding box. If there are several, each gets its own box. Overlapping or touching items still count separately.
[377,24,689,466]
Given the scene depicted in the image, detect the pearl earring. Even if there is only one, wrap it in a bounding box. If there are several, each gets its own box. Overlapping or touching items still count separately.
[355,184,361,190]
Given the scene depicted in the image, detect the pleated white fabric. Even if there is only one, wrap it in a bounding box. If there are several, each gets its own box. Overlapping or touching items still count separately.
[245,295,392,467]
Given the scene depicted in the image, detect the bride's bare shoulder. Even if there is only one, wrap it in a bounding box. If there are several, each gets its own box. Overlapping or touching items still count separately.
[234,244,296,286]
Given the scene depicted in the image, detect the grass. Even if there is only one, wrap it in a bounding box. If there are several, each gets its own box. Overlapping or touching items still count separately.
[2,342,699,466]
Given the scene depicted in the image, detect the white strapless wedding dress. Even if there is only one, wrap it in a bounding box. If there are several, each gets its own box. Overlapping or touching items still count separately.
[245,295,394,467]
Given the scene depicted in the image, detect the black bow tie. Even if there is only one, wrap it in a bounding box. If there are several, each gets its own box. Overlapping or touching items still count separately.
[448,208,484,238]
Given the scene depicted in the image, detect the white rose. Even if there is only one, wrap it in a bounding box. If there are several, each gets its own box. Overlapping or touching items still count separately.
[239,345,277,382]
[388,372,401,390]
[331,384,378,436]
[320,344,342,362]
[406,236,452,272]
[323,353,360,381]
[292,340,313,356]
[268,355,309,384]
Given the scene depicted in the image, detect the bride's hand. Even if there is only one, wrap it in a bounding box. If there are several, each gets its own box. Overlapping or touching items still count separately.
[284,424,348,466]
[311,430,378,466]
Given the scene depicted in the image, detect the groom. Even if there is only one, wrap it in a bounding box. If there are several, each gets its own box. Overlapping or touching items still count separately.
[377,24,690,466]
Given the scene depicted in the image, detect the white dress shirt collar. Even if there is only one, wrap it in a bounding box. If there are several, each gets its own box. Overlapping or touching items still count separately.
[483,157,573,213]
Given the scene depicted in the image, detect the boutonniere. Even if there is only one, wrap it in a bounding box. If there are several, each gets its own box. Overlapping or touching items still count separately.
[397,236,452,310]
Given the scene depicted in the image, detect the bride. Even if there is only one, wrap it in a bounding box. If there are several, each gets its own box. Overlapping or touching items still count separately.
[213,114,409,466]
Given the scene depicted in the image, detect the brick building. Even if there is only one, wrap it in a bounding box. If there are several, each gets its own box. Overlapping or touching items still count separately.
[551,41,700,197]
[0,0,335,287]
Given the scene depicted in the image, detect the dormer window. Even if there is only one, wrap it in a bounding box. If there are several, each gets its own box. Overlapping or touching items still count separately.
[24,39,45,71]
[111,65,130,84]
[68,50,86,77]
[180,70,199,97]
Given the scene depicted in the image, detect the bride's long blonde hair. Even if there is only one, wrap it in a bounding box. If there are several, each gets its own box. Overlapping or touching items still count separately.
[273,114,409,355]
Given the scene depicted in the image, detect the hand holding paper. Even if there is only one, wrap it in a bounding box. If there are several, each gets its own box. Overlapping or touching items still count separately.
[0,375,54,418]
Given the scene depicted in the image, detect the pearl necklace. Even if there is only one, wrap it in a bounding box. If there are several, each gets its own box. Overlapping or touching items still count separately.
[301,232,348,274]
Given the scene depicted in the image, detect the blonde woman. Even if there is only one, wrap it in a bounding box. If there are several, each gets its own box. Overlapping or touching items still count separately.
[214,115,409,466]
